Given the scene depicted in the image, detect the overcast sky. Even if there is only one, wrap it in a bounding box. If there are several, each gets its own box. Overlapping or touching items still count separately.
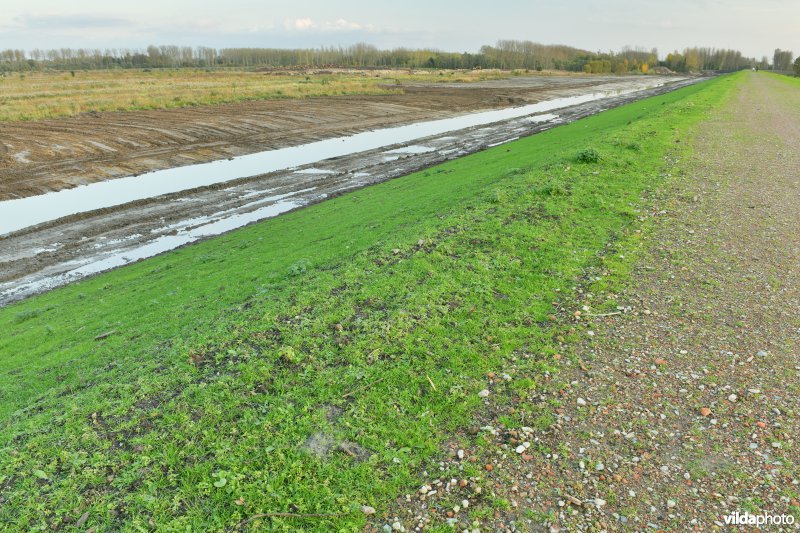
[0,0,796,60]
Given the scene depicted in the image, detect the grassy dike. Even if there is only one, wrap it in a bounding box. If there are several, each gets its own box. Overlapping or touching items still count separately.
[0,74,739,530]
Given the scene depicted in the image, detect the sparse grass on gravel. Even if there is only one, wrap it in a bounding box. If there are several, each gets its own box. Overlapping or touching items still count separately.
[394,70,800,532]
[0,76,731,531]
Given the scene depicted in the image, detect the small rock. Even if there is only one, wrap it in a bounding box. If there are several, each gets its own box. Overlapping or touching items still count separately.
[457,449,465,460]
[667,499,676,508]
[596,463,605,471]
[361,506,376,515]
[478,389,490,398]
[772,442,782,449]
[462,499,469,508]
[392,521,403,531]
[728,394,738,402]
[756,421,767,429]
[700,407,712,417]
[515,445,526,454]
[748,389,761,394]
[595,498,607,508]
[485,464,493,471]
[757,350,768,357]
[655,358,667,366]
[577,397,587,406]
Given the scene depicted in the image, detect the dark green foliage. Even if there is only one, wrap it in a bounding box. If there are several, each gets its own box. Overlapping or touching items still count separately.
[576,148,602,163]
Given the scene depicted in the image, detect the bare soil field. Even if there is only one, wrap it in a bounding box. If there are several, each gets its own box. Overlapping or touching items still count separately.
[0,74,675,200]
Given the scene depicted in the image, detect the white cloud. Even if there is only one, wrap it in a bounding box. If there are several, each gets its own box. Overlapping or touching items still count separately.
[283,17,377,33]
[286,18,314,30]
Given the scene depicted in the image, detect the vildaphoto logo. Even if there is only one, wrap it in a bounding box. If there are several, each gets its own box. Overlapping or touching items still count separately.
[723,511,795,527]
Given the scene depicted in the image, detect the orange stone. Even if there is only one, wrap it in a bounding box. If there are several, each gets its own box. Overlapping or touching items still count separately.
[485,464,494,471]
[756,421,767,429]
[700,407,712,417]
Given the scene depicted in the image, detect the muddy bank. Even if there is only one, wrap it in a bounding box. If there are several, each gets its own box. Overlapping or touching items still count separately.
[1,75,679,200]
[0,77,703,306]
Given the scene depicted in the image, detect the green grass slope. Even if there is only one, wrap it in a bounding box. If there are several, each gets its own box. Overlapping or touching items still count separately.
[0,74,739,530]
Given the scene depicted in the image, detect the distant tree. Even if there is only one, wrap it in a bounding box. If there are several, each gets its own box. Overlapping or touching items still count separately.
[773,49,793,71]
[794,57,800,77]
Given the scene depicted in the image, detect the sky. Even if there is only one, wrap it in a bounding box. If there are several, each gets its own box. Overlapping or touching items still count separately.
[0,0,797,61]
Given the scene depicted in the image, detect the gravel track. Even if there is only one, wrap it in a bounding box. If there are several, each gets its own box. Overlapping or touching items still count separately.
[378,72,800,532]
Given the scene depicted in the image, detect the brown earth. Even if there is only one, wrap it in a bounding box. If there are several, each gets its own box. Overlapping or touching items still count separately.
[0,75,669,200]
[377,72,800,531]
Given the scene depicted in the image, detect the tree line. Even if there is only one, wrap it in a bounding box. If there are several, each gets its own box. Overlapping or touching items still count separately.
[0,41,786,74]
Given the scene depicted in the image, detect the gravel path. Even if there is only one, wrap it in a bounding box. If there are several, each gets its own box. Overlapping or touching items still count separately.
[377,73,800,532]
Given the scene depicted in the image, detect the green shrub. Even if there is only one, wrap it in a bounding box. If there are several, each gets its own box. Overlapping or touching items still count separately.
[576,148,602,163]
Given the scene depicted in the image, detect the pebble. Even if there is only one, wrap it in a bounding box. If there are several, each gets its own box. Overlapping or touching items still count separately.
[462,499,470,508]
[478,389,490,398]
[667,499,676,508]
[577,397,587,406]
[392,521,404,531]
[757,350,768,357]
[457,449,465,460]
[515,445,526,454]
[361,505,376,515]
[596,463,605,471]
[728,394,737,402]
[595,498,607,508]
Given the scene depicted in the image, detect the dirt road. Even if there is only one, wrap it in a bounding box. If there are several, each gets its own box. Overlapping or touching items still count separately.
[381,72,800,530]
[0,75,673,200]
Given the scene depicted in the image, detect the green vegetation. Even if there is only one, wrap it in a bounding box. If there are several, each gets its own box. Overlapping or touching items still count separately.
[0,74,739,530]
